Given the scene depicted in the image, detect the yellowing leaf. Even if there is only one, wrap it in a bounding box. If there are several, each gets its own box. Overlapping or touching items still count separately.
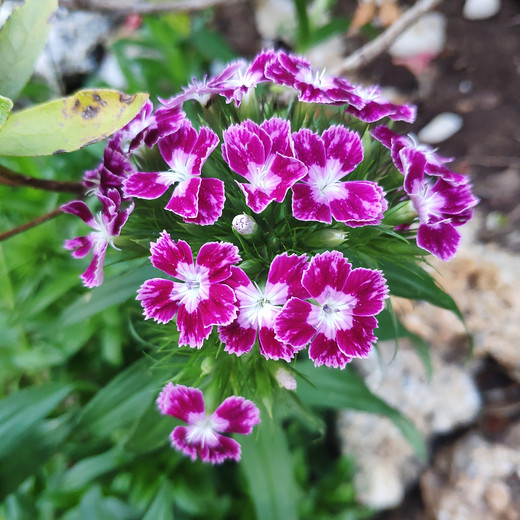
[0,89,149,156]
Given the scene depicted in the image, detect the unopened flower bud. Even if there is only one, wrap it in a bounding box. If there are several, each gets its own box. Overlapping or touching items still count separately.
[302,228,347,248]
[232,214,258,238]
[201,356,215,375]
[275,367,297,391]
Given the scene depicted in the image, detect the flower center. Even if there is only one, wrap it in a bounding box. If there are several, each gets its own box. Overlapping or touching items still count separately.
[186,416,219,448]
[172,262,210,313]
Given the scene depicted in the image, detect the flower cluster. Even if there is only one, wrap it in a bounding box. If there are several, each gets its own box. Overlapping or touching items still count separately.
[62,48,478,463]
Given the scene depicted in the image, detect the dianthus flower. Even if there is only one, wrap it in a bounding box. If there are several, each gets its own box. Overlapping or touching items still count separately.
[265,51,364,107]
[400,148,478,260]
[275,251,388,369]
[222,117,307,213]
[109,98,154,153]
[137,232,240,348]
[291,126,387,226]
[62,189,133,288]
[83,139,135,197]
[157,383,260,464]
[345,85,416,123]
[124,120,223,225]
[219,253,309,362]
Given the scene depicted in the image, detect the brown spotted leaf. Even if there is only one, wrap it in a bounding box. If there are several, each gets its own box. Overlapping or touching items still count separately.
[0,89,149,156]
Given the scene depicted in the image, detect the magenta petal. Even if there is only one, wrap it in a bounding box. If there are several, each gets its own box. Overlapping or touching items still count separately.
[137,278,179,324]
[196,242,241,283]
[177,305,212,348]
[336,316,377,358]
[81,242,107,288]
[64,235,94,258]
[237,182,274,213]
[170,426,241,464]
[157,383,205,421]
[61,200,95,226]
[293,128,327,168]
[183,177,225,226]
[260,117,292,156]
[165,177,201,218]
[292,183,332,223]
[124,172,170,200]
[302,251,351,298]
[308,333,352,369]
[275,297,316,348]
[150,232,193,278]
[346,268,388,316]
[212,396,260,434]
[329,181,385,225]
[198,284,237,327]
[258,327,297,362]
[223,126,266,176]
[322,126,363,174]
[266,253,309,300]
[268,154,308,201]
[219,320,257,356]
[417,222,461,261]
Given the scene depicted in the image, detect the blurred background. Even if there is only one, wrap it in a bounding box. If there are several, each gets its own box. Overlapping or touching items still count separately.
[1,1,519,519]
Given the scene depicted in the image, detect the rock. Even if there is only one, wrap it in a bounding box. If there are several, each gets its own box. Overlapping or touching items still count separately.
[337,340,481,509]
[463,0,501,20]
[421,427,520,520]
[418,112,464,144]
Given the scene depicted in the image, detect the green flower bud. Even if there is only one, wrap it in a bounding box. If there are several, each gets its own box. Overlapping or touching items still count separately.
[301,228,347,248]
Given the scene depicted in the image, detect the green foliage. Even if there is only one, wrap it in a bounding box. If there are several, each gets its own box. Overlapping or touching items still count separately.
[0,0,58,100]
[0,95,13,129]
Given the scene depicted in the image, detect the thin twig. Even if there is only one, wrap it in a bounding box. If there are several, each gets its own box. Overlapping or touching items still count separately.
[340,0,444,73]
[0,165,85,195]
[59,0,242,15]
[0,208,64,242]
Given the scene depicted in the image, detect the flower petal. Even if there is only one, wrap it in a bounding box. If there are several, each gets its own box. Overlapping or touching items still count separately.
[156,383,205,422]
[308,333,352,369]
[336,315,378,358]
[417,221,461,261]
[137,278,179,324]
[183,177,225,226]
[321,126,363,174]
[64,235,94,259]
[123,172,170,200]
[266,252,309,301]
[219,319,257,356]
[196,242,241,283]
[165,177,201,218]
[302,251,352,298]
[177,305,212,348]
[198,283,237,327]
[292,183,333,223]
[170,426,241,464]
[275,297,316,348]
[258,327,297,362]
[212,396,261,434]
[345,268,388,316]
[149,232,193,278]
[81,242,107,288]
[61,200,95,226]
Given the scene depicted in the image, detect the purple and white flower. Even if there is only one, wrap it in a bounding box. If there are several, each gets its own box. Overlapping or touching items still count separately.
[291,126,387,226]
[124,120,224,225]
[62,189,133,288]
[345,85,416,123]
[110,99,155,153]
[265,51,364,108]
[219,253,309,362]
[400,148,478,260]
[157,383,260,464]
[137,232,241,348]
[275,251,388,369]
[222,117,307,213]
[83,139,135,197]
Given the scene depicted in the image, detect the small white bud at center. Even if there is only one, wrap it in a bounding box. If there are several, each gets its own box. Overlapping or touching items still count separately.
[232,214,258,237]
[275,367,297,391]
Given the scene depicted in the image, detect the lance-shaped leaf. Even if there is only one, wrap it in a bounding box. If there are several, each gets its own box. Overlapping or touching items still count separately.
[0,89,149,156]
[0,95,13,129]
[0,0,58,100]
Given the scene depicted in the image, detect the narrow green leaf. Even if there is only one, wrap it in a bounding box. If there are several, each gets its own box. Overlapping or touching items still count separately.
[0,89,149,156]
[381,260,463,319]
[142,480,175,520]
[296,361,426,458]
[0,382,72,453]
[241,413,300,520]
[60,263,157,326]
[0,95,13,129]
[76,359,161,439]
[0,0,58,100]
[0,417,72,499]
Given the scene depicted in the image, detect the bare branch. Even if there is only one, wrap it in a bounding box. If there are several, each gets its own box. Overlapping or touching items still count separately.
[59,0,242,15]
[340,0,445,73]
[0,164,85,195]
[0,208,64,242]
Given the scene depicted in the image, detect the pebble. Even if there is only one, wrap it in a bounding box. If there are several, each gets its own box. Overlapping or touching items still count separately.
[418,112,463,144]
[463,0,501,20]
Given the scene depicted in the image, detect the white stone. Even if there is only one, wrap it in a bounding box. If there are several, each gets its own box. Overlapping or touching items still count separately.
[418,112,464,144]
[463,0,501,20]
[389,12,446,59]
